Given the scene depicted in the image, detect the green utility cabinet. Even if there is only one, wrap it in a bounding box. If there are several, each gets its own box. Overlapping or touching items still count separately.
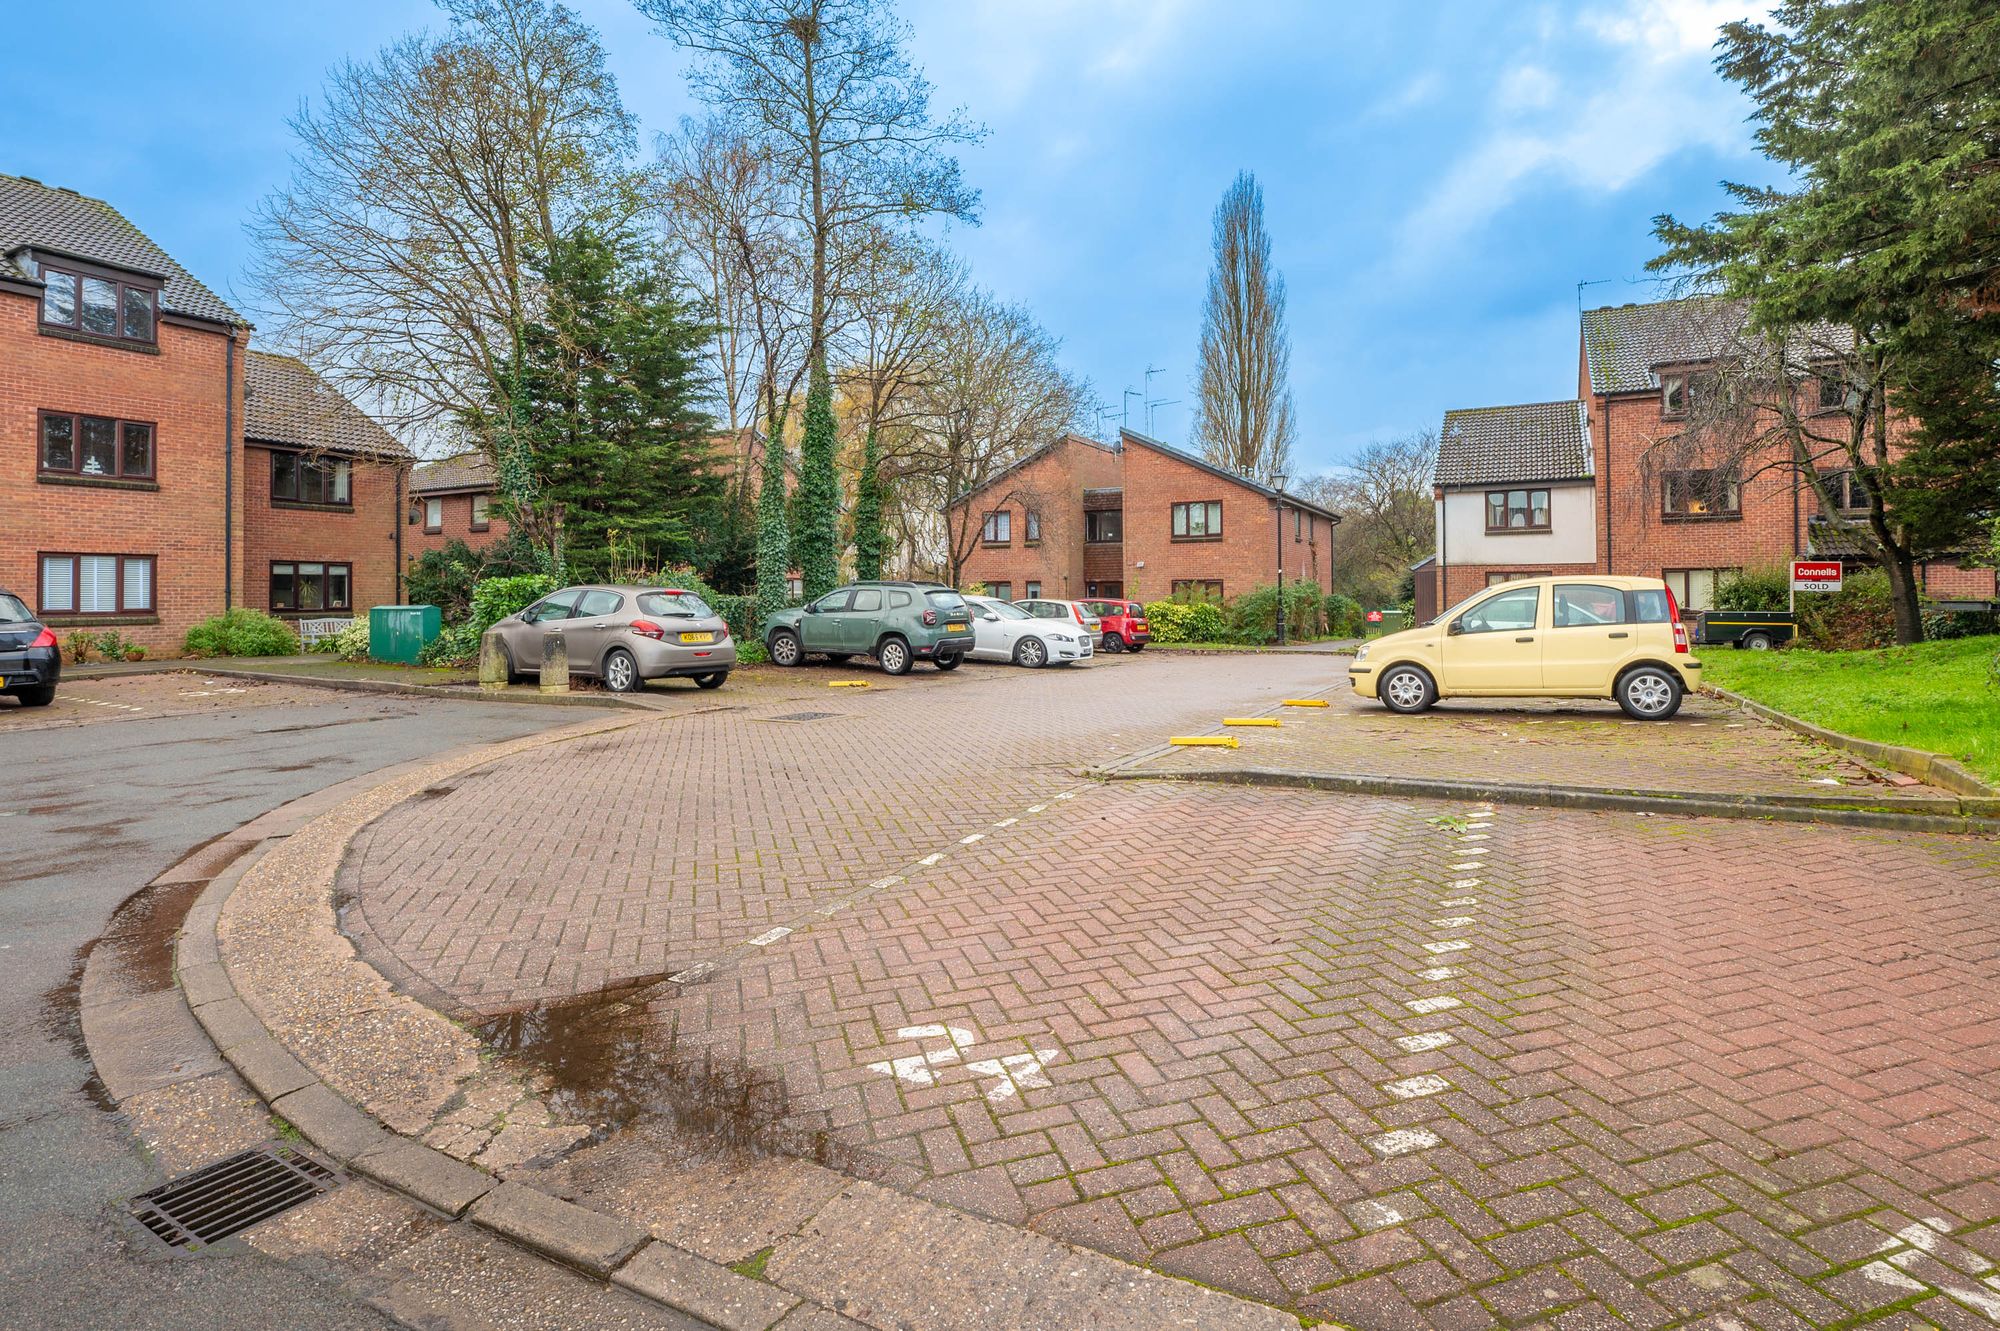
[369,605,441,664]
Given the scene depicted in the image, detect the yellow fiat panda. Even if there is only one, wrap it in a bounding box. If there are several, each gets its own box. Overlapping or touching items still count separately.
[1349,575,1702,720]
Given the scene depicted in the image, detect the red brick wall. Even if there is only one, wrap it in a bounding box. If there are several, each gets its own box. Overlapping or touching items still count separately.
[243,443,408,619]
[407,488,510,558]
[952,438,1119,598]
[0,288,243,655]
[1440,561,1599,608]
[1119,441,1334,604]
[1922,561,1998,600]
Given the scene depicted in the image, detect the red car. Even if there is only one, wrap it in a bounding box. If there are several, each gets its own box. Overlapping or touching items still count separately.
[1082,599,1150,653]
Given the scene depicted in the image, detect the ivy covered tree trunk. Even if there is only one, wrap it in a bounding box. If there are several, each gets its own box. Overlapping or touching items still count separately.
[755,407,791,620]
[852,423,884,581]
[795,362,841,597]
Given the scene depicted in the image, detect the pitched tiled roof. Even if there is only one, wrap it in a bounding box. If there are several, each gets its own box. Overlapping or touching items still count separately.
[1436,400,1593,487]
[411,451,495,494]
[1117,430,1342,523]
[243,351,410,459]
[0,173,244,326]
[1581,296,1852,395]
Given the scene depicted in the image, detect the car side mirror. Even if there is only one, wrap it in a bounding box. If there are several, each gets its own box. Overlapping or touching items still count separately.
[804,604,819,614]
[1447,619,1464,636]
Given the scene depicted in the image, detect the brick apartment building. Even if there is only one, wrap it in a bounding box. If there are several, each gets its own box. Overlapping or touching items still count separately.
[1,173,411,653]
[951,428,1339,604]
[1427,296,1999,611]
[410,451,507,556]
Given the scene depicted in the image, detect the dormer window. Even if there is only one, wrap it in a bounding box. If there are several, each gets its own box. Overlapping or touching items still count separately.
[37,262,158,345]
[1661,373,1688,418]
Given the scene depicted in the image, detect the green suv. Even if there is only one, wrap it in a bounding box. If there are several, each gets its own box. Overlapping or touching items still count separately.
[762,582,975,675]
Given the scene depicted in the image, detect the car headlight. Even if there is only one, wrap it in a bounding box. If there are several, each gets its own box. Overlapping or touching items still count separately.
[1354,643,1370,663]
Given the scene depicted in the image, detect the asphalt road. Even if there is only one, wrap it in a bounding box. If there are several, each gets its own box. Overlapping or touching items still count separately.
[0,688,571,1331]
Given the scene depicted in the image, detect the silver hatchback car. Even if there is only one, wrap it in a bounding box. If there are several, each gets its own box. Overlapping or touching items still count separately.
[491,585,736,691]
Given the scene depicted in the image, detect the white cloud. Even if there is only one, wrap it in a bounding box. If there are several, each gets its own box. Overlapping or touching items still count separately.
[1383,0,1756,278]
[1366,70,1445,121]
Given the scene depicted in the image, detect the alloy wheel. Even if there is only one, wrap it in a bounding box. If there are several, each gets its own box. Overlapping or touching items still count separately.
[1385,670,1427,710]
[1625,672,1674,716]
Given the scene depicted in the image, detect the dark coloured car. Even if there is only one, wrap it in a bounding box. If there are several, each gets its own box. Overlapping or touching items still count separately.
[0,591,61,707]
[762,582,975,675]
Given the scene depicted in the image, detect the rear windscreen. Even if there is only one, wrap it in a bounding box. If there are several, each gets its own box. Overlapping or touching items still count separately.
[0,594,32,624]
[926,590,967,611]
[637,591,714,618]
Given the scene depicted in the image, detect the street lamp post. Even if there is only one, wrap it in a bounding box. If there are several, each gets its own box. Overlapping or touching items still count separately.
[1272,472,1289,647]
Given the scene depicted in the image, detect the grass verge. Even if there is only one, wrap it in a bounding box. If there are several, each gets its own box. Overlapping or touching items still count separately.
[1701,635,2000,784]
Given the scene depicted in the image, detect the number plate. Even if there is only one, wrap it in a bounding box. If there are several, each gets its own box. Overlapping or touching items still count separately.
[678,631,716,644]
[946,623,967,632]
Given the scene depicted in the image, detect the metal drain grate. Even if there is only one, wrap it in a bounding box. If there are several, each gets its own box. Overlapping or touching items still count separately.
[765,710,842,722]
[130,1144,339,1249]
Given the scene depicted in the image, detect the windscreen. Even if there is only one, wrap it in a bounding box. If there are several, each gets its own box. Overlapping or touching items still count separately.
[926,590,967,612]
[0,593,32,624]
[636,591,714,618]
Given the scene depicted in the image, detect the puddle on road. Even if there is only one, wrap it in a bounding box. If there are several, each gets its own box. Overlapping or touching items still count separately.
[473,983,853,1170]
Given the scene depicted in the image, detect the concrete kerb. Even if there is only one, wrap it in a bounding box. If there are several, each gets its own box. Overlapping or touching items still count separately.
[149,708,1298,1331]
[68,660,656,711]
[1705,683,2000,804]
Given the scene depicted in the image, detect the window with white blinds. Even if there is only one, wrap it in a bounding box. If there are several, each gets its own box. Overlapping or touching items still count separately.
[38,554,154,615]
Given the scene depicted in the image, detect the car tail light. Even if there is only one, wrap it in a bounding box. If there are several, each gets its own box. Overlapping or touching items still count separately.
[1663,586,1689,653]
[716,625,730,640]
[629,619,667,640]
[33,628,58,649]
[923,609,938,626]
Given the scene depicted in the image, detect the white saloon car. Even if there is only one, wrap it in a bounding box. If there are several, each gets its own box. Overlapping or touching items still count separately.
[965,596,1093,667]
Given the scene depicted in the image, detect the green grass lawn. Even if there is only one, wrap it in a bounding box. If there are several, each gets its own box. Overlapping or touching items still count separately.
[1701,635,2000,783]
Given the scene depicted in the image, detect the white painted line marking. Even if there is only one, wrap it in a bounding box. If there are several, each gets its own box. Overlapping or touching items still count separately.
[669,962,716,984]
[1449,862,1483,871]
[1430,916,1476,929]
[1382,1074,1452,1099]
[1459,833,1489,842]
[1351,1200,1404,1228]
[1405,996,1462,1014]
[1423,939,1471,954]
[748,927,793,947]
[1858,1261,1928,1294]
[918,853,944,866]
[816,900,851,916]
[1026,804,1047,813]
[1416,966,1460,981]
[1449,878,1481,889]
[993,818,1017,828]
[1365,1128,1441,1157]
[1439,897,1478,908]
[959,833,985,845]
[869,876,903,890]
[1394,1032,1456,1053]
[1055,790,1076,800]
[965,1049,1060,1101]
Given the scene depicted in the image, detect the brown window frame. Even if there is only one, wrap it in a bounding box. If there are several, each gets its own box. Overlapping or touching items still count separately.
[1662,468,1741,520]
[1816,373,1848,412]
[469,492,491,532]
[38,552,156,617]
[1484,570,1551,587]
[1171,500,1224,541]
[981,510,1012,545]
[36,259,160,346]
[1483,487,1551,533]
[37,409,156,480]
[269,561,353,613]
[419,496,444,533]
[270,448,354,508]
[1085,509,1122,543]
[1024,509,1041,545]
[985,581,1012,602]
[1171,579,1224,601]
[1660,372,1689,419]
[1819,469,1869,514]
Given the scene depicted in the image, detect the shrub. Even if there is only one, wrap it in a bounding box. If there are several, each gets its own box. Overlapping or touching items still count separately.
[1143,599,1232,643]
[416,621,482,666]
[1714,566,1790,612]
[469,574,557,636]
[183,608,300,658]
[63,630,95,663]
[312,619,371,661]
[1324,593,1365,637]
[1228,582,1327,643]
[1796,569,1896,650]
[404,539,487,621]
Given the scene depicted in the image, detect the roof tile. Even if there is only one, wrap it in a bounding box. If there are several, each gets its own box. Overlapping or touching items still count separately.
[244,351,410,459]
[1436,400,1592,487]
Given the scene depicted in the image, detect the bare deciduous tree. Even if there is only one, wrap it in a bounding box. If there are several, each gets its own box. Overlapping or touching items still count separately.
[1193,171,1296,485]
[249,0,644,446]
[1302,431,1436,601]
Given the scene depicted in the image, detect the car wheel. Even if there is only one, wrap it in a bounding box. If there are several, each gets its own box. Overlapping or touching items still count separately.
[498,642,522,684]
[603,648,642,693]
[878,636,912,675]
[1742,632,1773,651]
[933,653,961,671]
[768,629,803,667]
[1616,665,1683,720]
[1013,637,1049,669]
[696,672,727,690]
[1378,664,1437,714]
[14,684,56,708]
[1100,633,1124,654]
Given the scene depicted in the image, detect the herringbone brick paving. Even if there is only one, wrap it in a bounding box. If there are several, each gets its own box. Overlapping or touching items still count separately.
[342,656,2000,1327]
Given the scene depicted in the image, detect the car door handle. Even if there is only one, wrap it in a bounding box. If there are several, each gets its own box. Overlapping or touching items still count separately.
[1608,631,1629,639]
[1515,636,1535,643]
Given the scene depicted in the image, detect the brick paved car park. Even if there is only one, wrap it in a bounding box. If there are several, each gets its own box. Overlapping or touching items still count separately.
[336,653,2000,1329]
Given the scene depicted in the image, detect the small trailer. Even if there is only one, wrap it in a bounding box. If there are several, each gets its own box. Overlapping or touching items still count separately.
[1696,609,1795,650]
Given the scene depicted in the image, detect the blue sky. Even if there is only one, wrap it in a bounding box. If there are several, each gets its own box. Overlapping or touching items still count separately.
[0,0,1774,475]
